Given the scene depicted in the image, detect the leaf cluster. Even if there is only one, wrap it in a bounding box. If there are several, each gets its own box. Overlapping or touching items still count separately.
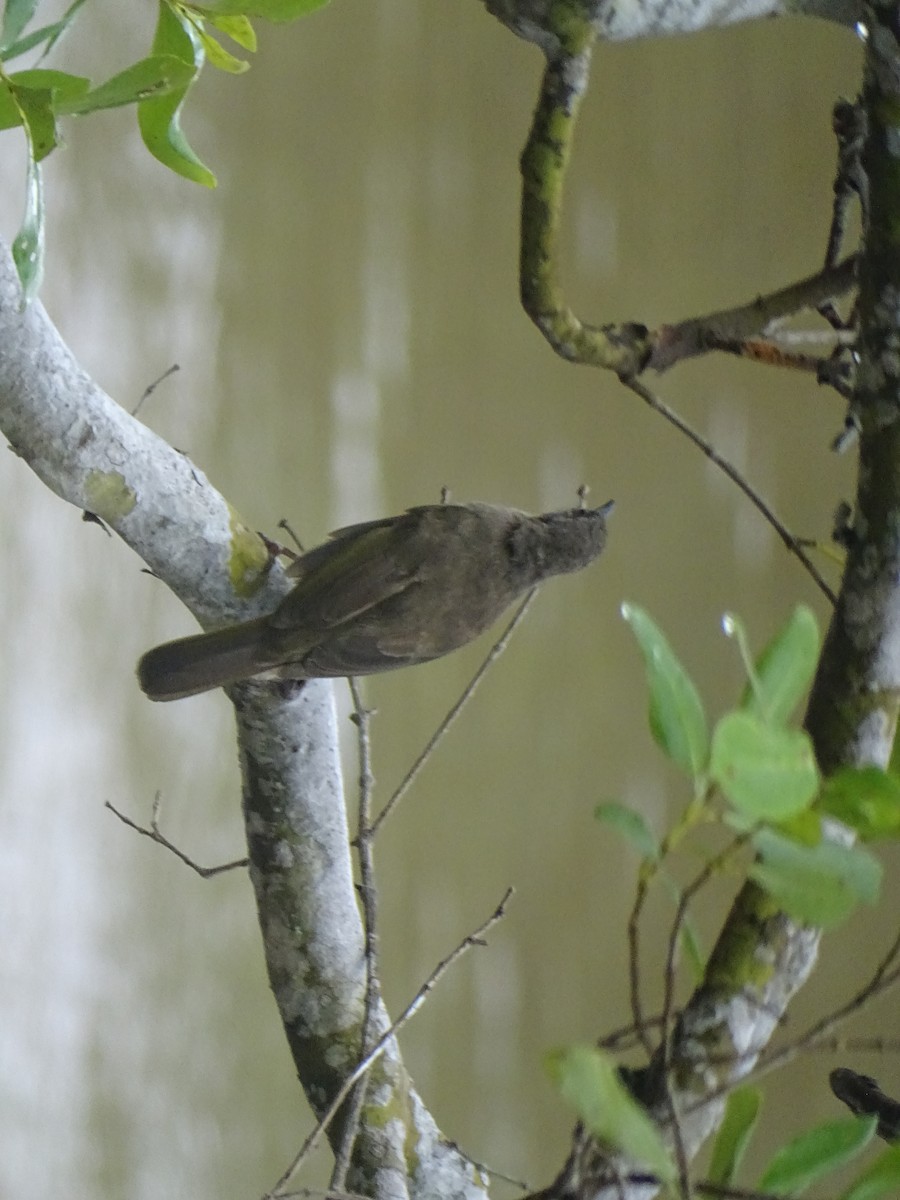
[550,1046,900,1197]
[548,606,899,1189]
[0,0,327,299]
[607,604,892,930]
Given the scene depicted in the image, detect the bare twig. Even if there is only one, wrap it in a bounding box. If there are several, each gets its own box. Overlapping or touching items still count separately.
[622,377,838,604]
[132,363,179,418]
[105,796,248,877]
[266,887,515,1198]
[369,590,538,837]
[329,682,382,1192]
[648,256,857,373]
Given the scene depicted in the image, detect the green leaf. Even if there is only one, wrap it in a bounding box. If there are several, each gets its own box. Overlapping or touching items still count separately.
[546,1046,676,1182]
[8,67,91,95]
[0,0,38,51]
[817,766,900,840]
[708,1086,762,1186]
[13,81,58,160]
[1,18,59,59]
[1,0,87,60]
[750,828,882,927]
[138,1,216,187]
[841,1142,900,1200]
[0,70,90,133]
[204,11,256,48]
[711,711,819,820]
[594,802,659,861]
[63,55,196,114]
[621,603,709,780]
[194,25,249,72]
[196,0,328,19]
[740,604,820,725]
[12,138,44,301]
[759,1115,876,1195]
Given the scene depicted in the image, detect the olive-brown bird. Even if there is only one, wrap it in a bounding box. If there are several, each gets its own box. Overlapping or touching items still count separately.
[137,500,613,701]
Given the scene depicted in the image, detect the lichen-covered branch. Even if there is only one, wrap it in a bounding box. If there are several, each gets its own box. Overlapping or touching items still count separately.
[518,26,652,376]
[484,0,858,49]
[501,0,859,378]
[0,252,486,1200]
[509,6,900,1200]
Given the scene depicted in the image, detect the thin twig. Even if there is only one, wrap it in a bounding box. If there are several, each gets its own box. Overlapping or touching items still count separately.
[626,871,656,1059]
[132,363,179,417]
[105,796,248,877]
[329,681,382,1192]
[369,590,538,837]
[622,377,838,605]
[648,255,857,372]
[266,886,515,1198]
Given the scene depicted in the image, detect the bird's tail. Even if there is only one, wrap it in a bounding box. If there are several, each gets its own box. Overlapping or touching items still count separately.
[137,617,271,702]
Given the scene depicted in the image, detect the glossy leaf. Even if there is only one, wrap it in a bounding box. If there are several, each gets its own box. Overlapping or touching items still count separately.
[817,766,900,840]
[758,1115,876,1194]
[594,802,659,861]
[138,2,215,187]
[711,711,818,820]
[622,603,709,780]
[740,604,820,725]
[708,1086,762,1186]
[841,1142,900,1200]
[546,1046,675,1182]
[750,829,882,927]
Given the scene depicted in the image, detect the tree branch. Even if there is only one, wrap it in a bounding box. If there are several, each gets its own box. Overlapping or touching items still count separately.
[0,248,486,1200]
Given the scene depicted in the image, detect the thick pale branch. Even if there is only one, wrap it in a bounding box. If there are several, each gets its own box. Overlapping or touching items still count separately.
[0,250,485,1200]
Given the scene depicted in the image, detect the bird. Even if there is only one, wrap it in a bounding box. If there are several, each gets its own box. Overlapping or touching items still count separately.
[137,499,613,701]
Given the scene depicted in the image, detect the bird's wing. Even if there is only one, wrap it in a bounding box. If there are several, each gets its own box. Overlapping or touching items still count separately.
[269,512,427,634]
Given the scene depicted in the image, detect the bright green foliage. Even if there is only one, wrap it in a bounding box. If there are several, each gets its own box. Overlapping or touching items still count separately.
[817,766,900,840]
[708,1086,761,1186]
[137,3,215,186]
[0,0,40,49]
[758,1115,877,1195]
[618,603,885,929]
[621,602,709,782]
[710,711,819,820]
[749,828,881,927]
[0,0,327,296]
[594,801,660,860]
[736,603,820,724]
[546,1046,676,1183]
[196,0,328,18]
[841,1143,900,1200]
[594,604,892,1195]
